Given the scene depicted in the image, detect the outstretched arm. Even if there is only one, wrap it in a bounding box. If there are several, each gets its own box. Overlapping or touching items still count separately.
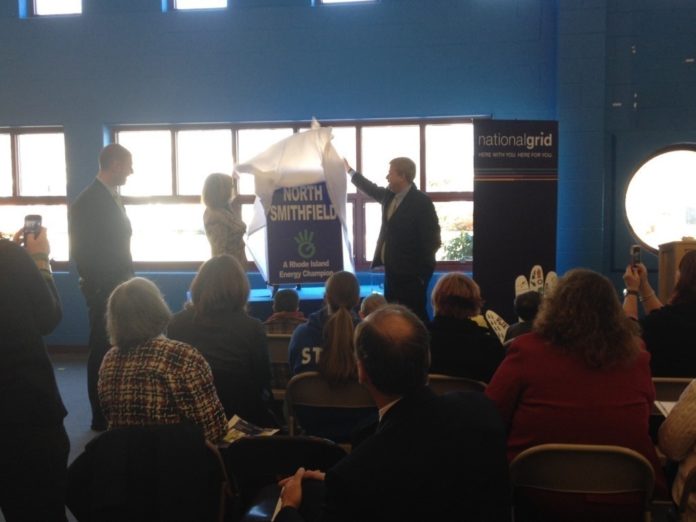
[344,159,388,203]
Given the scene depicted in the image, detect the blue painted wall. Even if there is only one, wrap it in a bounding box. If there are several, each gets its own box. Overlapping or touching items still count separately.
[556,0,696,288]
[14,0,694,343]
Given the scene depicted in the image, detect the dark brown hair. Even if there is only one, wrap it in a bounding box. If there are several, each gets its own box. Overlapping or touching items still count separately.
[190,254,249,318]
[671,250,696,306]
[533,268,640,369]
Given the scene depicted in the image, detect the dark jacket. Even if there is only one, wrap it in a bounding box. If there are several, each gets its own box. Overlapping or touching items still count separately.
[0,239,65,426]
[276,387,511,522]
[66,424,224,522]
[69,179,133,295]
[167,307,273,425]
[641,303,696,377]
[351,172,440,278]
[428,315,505,383]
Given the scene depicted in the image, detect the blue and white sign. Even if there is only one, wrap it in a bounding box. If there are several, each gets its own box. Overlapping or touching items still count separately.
[267,182,343,285]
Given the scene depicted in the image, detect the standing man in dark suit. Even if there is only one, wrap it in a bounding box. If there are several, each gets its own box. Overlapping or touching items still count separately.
[69,144,134,431]
[344,157,440,321]
[276,305,511,522]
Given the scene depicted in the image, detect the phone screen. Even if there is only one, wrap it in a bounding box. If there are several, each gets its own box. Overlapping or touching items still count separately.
[23,214,42,241]
[630,245,641,267]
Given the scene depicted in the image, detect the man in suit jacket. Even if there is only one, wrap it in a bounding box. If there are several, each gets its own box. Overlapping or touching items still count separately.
[345,158,440,321]
[69,143,134,431]
[276,305,511,522]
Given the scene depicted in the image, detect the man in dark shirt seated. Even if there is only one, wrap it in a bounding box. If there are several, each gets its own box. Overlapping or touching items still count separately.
[504,290,541,344]
[275,304,511,522]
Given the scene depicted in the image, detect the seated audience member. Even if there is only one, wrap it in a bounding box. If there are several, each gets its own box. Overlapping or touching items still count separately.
[168,255,274,426]
[486,269,666,495]
[427,272,504,382]
[0,227,68,522]
[503,290,541,343]
[659,379,696,521]
[276,305,511,522]
[289,271,360,377]
[264,288,306,334]
[99,277,227,443]
[288,271,374,441]
[202,172,246,264]
[358,292,387,319]
[623,251,696,376]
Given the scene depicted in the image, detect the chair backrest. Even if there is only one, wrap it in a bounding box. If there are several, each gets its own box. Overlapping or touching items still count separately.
[427,373,486,394]
[510,443,655,522]
[653,377,693,401]
[66,424,231,522]
[285,371,375,436]
[223,435,346,503]
[267,333,292,396]
[267,334,292,364]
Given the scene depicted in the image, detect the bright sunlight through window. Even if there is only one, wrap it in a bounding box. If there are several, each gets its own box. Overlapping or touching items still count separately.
[34,0,81,15]
[175,0,227,9]
[625,148,696,251]
[113,119,474,266]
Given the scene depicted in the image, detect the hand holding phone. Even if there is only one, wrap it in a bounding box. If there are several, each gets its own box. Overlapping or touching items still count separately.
[23,214,42,243]
[630,244,641,268]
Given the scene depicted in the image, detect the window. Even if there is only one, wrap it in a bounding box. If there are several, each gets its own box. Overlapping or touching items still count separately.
[113,118,474,270]
[32,0,81,15]
[625,146,696,251]
[0,128,68,261]
[171,0,227,10]
[318,0,374,4]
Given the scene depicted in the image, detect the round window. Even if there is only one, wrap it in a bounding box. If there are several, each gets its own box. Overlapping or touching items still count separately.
[625,146,696,252]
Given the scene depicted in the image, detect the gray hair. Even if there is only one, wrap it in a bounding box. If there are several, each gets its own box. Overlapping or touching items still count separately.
[106,277,172,351]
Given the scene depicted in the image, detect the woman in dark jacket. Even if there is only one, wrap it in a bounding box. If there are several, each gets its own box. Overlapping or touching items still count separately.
[427,272,504,383]
[0,227,68,521]
[168,254,274,425]
[623,250,696,376]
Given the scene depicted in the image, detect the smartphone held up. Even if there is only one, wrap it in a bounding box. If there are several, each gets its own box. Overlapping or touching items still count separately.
[630,244,641,267]
[23,214,42,245]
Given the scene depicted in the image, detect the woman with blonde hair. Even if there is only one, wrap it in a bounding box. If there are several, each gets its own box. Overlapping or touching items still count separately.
[288,271,376,441]
[98,277,227,443]
[486,268,666,497]
[202,172,246,264]
[427,272,503,382]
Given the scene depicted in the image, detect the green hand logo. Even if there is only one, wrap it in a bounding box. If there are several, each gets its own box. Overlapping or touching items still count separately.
[295,230,316,259]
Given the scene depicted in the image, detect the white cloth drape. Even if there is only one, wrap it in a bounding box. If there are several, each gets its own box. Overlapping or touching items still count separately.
[235,123,353,282]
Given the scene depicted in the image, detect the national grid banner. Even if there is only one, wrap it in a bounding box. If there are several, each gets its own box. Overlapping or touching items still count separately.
[473,119,558,321]
[266,181,343,285]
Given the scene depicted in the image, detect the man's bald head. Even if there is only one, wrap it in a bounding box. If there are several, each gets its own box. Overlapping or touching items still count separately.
[354,304,430,396]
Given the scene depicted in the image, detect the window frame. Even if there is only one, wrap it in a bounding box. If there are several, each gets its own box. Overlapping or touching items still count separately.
[111,117,474,273]
[0,126,69,269]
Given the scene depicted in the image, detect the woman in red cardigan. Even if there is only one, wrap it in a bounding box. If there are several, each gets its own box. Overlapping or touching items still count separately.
[486,268,666,496]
